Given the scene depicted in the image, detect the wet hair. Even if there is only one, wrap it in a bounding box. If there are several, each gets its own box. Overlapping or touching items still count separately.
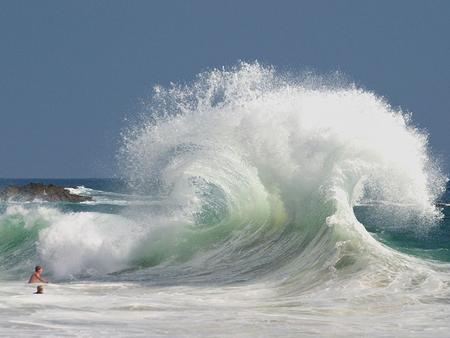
[36,285,44,294]
[35,266,42,272]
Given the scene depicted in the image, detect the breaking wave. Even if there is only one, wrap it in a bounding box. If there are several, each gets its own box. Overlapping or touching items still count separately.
[1,63,447,289]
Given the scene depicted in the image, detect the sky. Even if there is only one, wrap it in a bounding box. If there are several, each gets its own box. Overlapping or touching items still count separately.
[0,0,449,178]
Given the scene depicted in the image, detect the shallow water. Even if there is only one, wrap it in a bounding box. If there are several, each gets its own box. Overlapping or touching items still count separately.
[2,277,450,337]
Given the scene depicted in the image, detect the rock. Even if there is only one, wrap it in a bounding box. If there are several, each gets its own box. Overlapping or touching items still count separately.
[0,182,93,203]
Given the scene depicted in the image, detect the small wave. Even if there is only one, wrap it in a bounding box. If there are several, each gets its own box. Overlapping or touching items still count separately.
[64,186,96,196]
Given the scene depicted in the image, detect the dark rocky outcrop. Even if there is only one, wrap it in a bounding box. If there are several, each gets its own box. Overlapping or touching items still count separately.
[0,182,93,202]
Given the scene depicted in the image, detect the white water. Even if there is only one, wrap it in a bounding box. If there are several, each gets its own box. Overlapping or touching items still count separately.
[1,62,449,337]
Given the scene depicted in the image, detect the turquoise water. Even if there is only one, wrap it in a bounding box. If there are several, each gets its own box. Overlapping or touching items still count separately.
[355,185,450,262]
[2,178,448,270]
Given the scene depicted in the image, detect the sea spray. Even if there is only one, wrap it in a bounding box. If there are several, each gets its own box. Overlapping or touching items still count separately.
[118,62,446,275]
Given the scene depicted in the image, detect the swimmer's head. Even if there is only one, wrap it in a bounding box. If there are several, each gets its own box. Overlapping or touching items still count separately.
[35,266,42,273]
[35,285,44,294]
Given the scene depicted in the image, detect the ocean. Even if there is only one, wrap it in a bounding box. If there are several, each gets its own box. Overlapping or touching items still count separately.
[1,63,449,337]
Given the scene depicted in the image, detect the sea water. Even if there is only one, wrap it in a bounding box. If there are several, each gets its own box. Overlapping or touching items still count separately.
[1,63,450,337]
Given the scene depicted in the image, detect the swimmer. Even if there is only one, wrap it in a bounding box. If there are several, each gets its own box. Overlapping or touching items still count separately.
[28,266,48,284]
[34,285,44,294]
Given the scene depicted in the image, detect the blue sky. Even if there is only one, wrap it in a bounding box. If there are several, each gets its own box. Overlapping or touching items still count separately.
[0,1,449,178]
